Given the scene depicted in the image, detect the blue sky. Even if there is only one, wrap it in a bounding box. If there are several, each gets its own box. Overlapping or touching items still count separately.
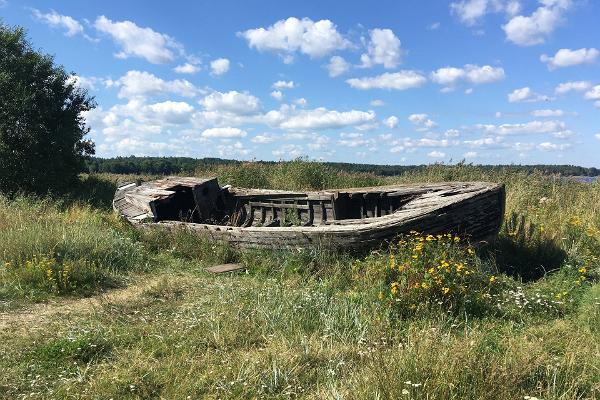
[2,0,599,166]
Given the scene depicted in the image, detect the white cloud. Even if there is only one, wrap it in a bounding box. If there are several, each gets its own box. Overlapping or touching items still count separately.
[584,85,600,100]
[430,64,505,89]
[338,133,375,148]
[541,48,599,69]
[251,133,276,144]
[428,150,446,158]
[537,141,571,151]
[445,129,460,137]
[272,80,296,89]
[530,109,564,117]
[94,16,182,64]
[277,108,375,130]
[428,22,441,30]
[110,70,200,99]
[370,99,385,107]
[32,9,84,37]
[201,127,247,138]
[273,144,304,158]
[217,141,250,158]
[463,136,506,149]
[463,151,478,158]
[595,133,600,140]
[360,28,402,69]
[508,87,551,103]
[408,113,437,131]
[200,91,261,115]
[147,101,194,124]
[327,55,350,77]
[384,116,399,129]
[210,58,230,75]
[502,0,572,46]
[346,71,427,90]
[173,63,200,74]
[66,75,99,91]
[450,0,521,25]
[239,17,350,62]
[294,98,307,106]
[555,80,592,94]
[475,120,569,137]
[270,90,283,101]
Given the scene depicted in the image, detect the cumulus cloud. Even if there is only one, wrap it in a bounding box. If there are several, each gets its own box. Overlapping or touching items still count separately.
[360,28,402,69]
[239,17,350,62]
[428,150,446,158]
[327,55,350,77]
[475,120,570,137]
[146,101,195,124]
[384,116,399,129]
[430,64,505,89]
[463,151,478,158]
[66,75,100,91]
[408,113,438,131]
[346,71,427,90]
[502,0,572,46]
[209,58,230,75]
[508,87,551,103]
[251,133,276,144]
[94,16,183,64]
[272,80,296,89]
[31,9,85,37]
[200,91,261,115]
[450,0,521,25]
[555,80,591,94]
[370,99,385,107]
[530,109,564,117]
[201,127,247,138]
[463,136,506,149]
[273,144,304,158]
[270,90,283,101]
[173,63,200,74]
[277,108,375,131]
[108,70,200,99]
[537,141,571,151]
[540,48,599,69]
[584,85,600,100]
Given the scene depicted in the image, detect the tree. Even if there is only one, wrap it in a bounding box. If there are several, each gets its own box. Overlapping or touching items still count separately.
[0,22,95,194]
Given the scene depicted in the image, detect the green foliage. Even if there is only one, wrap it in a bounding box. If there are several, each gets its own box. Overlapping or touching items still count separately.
[0,23,95,194]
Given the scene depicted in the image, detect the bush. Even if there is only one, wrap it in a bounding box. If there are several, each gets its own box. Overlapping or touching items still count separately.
[0,23,95,194]
[367,232,505,317]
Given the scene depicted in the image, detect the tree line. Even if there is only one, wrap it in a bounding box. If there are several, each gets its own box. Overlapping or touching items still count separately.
[86,156,600,177]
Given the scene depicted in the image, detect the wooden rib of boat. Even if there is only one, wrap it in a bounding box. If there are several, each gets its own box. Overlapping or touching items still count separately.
[113,177,505,249]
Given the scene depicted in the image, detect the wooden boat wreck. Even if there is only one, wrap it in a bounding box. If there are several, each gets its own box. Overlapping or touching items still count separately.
[113,177,505,249]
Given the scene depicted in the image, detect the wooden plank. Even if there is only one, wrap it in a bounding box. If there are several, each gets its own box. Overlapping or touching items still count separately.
[205,263,245,274]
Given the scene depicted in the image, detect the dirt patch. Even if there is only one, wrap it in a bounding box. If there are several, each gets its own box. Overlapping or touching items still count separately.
[0,275,187,333]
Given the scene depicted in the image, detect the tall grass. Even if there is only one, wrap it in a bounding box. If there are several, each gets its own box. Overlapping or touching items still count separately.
[0,161,599,398]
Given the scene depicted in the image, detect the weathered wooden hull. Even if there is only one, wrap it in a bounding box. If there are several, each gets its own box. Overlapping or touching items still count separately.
[114,178,505,250]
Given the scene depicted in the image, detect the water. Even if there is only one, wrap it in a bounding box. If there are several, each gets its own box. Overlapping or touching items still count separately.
[569,176,598,183]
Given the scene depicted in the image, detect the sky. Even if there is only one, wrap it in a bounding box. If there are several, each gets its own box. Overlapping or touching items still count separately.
[1,0,599,166]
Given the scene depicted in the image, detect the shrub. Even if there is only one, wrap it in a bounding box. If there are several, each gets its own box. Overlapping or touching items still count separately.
[369,232,505,317]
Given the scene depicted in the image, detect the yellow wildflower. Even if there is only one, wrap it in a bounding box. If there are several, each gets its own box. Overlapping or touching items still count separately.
[489,275,497,283]
[421,282,428,289]
[442,287,450,295]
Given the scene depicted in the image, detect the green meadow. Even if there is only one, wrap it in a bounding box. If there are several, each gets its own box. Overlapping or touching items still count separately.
[1,161,599,399]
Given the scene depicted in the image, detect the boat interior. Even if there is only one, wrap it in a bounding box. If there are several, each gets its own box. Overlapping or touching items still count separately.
[124,177,427,227]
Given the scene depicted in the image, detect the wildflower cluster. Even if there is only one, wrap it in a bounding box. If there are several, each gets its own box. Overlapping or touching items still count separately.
[3,255,104,295]
[378,231,504,317]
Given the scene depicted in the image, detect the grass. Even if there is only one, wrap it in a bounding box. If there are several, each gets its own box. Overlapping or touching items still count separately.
[0,161,599,399]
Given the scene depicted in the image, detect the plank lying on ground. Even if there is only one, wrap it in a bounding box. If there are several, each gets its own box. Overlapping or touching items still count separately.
[205,263,246,274]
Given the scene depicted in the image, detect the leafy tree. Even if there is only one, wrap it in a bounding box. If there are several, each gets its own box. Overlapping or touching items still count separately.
[0,23,95,194]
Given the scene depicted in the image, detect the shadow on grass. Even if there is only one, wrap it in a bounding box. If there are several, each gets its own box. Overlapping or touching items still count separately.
[482,212,566,281]
[61,174,119,210]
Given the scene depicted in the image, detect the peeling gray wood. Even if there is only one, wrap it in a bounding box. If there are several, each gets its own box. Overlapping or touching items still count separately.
[114,178,505,250]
